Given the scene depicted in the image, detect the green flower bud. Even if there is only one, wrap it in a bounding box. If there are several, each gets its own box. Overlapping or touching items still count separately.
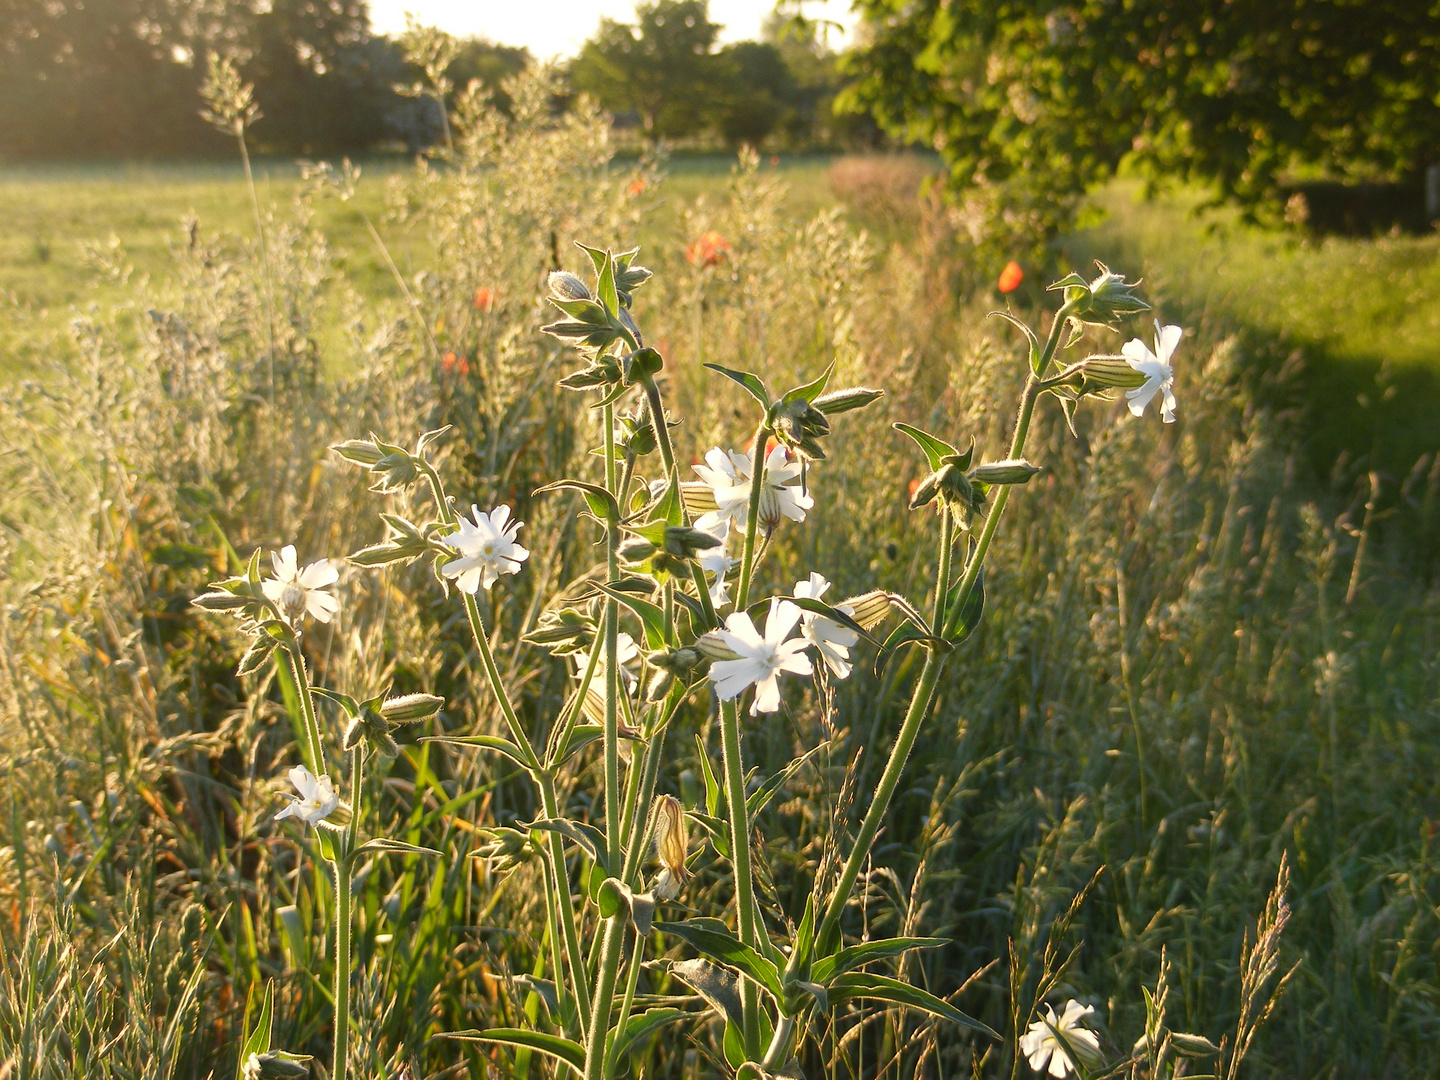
[968,459,1042,486]
[329,439,385,466]
[663,526,722,560]
[379,692,445,723]
[1074,355,1148,391]
[1059,262,1150,327]
[770,396,831,462]
[813,386,884,415]
[839,590,894,631]
[473,826,535,873]
[524,609,596,656]
[243,1051,312,1079]
[618,537,659,564]
[696,631,741,662]
[547,270,592,301]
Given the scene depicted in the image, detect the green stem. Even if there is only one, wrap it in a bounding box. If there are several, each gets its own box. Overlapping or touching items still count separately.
[603,405,622,867]
[605,927,646,1078]
[420,456,592,1026]
[762,1015,796,1069]
[281,642,325,778]
[331,855,351,1080]
[720,696,765,1054]
[583,915,628,1080]
[623,727,667,885]
[735,425,770,610]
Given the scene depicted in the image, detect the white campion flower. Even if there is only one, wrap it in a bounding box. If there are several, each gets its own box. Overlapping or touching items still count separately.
[709,598,814,715]
[1020,1000,1104,1078]
[1121,321,1181,423]
[273,764,339,827]
[440,504,530,593]
[793,572,859,679]
[261,545,340,626]
[692,444,814,535]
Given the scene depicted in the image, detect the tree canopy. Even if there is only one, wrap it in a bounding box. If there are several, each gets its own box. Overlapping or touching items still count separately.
[841,0,1440,235]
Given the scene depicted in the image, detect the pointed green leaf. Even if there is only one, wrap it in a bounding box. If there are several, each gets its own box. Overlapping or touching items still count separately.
[655,920,784,1001]
[704,364,771,411]
[597,251,620,318]
[588,582,668,650]
[780,363,833,405]
[310,687,359,717]
[827,973,998,1038]
[535,480,619,523]
[440,1028,585,1073]
[811,937,947,984]
[420,734,531,770]
[892,423,957,472]
[352,837,441,858]
[945,563,985,644]
[237,981,274,1075]
[609,1008,689,1063]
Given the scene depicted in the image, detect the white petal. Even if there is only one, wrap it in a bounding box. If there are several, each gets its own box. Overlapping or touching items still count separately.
[456,567,482,594]
[721,611,764,648]
[490,504,512,531]
[1121,338,1155,368]
[274,800,302,822]
[1125,381,1159,416]
[776,648,813,678]
[298,560,338,589]
[307,591,340,622]
[711,658,763,700]
[1161,386,1177,423]
[261,579,287,603]
[1154,322,1183,365]
[750,673,782,714]
[764,599,802,644]
[289,764,318,800]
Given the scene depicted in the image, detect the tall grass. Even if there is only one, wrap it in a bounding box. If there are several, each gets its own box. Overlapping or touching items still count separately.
[1,67,1438,1078]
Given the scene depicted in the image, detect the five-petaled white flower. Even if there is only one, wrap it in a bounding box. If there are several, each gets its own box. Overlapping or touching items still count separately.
[1020,1000,1104,1078]
[440,504,530,593]
[261,545,340,626]
[274,764,339,827]
[697,521,735,609]
[709,597,814,715]
[793,572,859,679]
[693,444,814,535]
[1121,321,1181,423]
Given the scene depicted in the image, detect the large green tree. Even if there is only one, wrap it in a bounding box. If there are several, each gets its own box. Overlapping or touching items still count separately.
[569,0,726,139]
[840,0,1440,235]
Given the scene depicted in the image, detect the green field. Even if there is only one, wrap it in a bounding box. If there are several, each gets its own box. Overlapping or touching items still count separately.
[4,123,1440,1078]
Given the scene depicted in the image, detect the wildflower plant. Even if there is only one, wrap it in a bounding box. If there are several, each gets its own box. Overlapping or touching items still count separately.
[197,235,1199,1078]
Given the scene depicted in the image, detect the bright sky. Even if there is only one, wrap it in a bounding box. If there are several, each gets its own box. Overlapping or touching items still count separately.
[368,0,857,60]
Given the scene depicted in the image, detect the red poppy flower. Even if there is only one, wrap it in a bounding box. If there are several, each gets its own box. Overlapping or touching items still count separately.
[998,261,1024,294]
[473,287,495,313]
[686,231,731,268]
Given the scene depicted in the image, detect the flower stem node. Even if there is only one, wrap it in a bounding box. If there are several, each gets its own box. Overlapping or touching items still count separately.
[473,826,536,873]
[1051,261,1151,328]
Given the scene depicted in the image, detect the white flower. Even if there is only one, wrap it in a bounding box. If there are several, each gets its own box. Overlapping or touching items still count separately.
[440,504,530,593]
[575,632,639,728]
[709,598,814,715]
[261,545,340,625]
[1121,321,1181,423]
[697,521,735,608]
[274,764,339,827]
[242,1054,262,1080]
[1020,1000,1104,1078]
[693,444,814,535]
[793,572,859,679]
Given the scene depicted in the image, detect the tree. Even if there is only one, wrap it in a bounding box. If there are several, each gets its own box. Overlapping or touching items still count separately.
[713,40,793,146]
[840,0,1440,236]
[569,0,725,139]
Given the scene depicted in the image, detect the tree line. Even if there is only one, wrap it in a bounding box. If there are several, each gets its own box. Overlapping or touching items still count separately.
[0,0,862,160]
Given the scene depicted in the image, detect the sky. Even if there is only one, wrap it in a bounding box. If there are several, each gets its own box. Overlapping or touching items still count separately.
[368,0,858,60]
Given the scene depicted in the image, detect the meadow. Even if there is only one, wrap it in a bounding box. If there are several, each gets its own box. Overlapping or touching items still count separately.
[3,74,1440,1080]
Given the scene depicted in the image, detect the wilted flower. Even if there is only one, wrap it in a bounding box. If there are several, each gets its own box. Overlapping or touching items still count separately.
[686,230,730,267]
[651,794,690,900]
[1122,322,1181,423]
[274,765,339,827]
[999,260,1024,293]
[440,505,530,593]
[693,445,814,535]
[709,598,814,715]
[261,546,340,626]
[1021,1000,1104,1077]
[793,572,858,679]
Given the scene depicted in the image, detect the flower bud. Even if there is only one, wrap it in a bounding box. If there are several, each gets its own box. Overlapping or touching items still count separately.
[524,609,596,656]
[1075,355,1148,390]
[192,590,255,613]
[839,590,894,631]
[770,397,831,462]
[372,449,418,492]
[379,692,445,723]
[1060,262,1150,327]
[330,439,385,466]
[696,631,741,662]
[968,459,1041,486]
[473,826,534,872]
[663,526,722,559]
[618,537,658,564]
[813,386,884,415]
[547,270,592,301]
[243,1052,312,1080]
